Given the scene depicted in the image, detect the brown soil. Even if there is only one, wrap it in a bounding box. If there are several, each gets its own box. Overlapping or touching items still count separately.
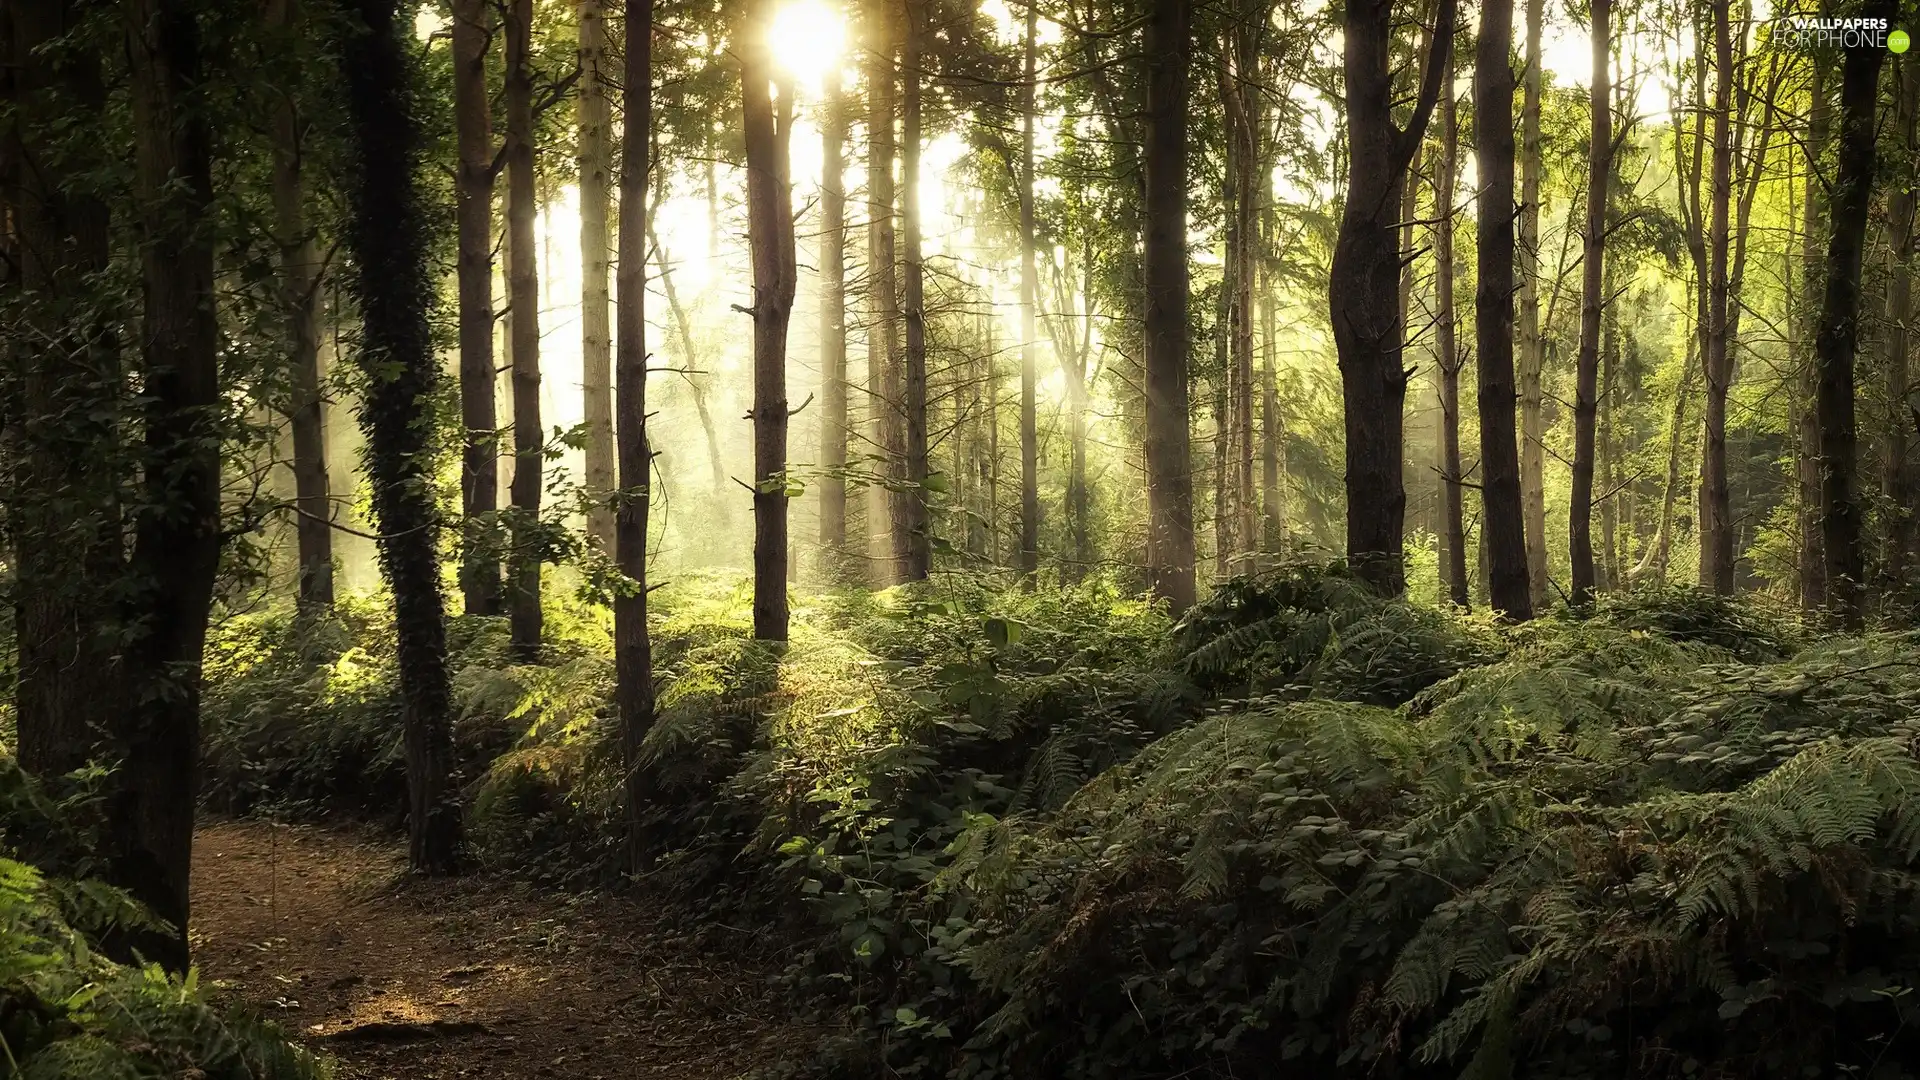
[190,820,814,1079]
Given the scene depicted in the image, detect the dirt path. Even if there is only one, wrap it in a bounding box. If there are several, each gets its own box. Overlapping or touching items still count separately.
[190,821,810,1079]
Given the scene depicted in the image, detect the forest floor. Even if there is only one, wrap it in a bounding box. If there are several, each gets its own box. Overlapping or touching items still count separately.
[190,821,814,1079]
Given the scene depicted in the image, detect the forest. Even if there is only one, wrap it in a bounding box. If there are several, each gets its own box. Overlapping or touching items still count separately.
[2,0,1920,1071]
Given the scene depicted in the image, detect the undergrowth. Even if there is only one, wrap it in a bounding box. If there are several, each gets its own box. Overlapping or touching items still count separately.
[203,567,1920,1078]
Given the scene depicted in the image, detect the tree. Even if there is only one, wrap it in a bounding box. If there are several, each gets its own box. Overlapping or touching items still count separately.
[1017,0,1040,581]
[1698,0,1734,595]
[1814,0,1895,628]
[1884,41,1918,594]
[1433,48,1468,608]
[1518,0,1547,606]
[340,0,462,876]
[743,0,798,638]
[579,0,615,551]
[615,0,654,869]
[818,62,850,574]
[1142,0,1196,610]
[1569,0,1611,606]
[452,0,501,616]
[505,0,544,658]
[866,0,904,583]
[900,0,930,582]
[1473,0,1531,619]
[1328,0,1454,596]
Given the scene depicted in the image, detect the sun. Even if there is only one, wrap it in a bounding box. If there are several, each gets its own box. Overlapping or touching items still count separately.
[767,0,847,91]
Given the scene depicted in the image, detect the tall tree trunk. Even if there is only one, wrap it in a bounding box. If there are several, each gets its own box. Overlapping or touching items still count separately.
[1599,281,1621,590]
[1260,210,1284,549]
[1474,0,1532,619]
[818,63,849,575]
[1884,44,1918,595]
[614,0,653,870]
[1434,54,1468,608]
[744,0,797,637]
[1223,15,1260,565]
[1329,0,1454,595]
[1518,0,1547,606]
[452,0,500,616]
[1633,331,1696,584]
[7,0,122,783]
[1698,0,1735,594]
[505,0,543,658]
[1018,0,1040,579]
[270,0,333,611]
[1143,0,1197,610]
[900,0,930,581]
[648,217,728,493]
[866,0,903,583]
[578,0,614,551]
[341,0,462,877]
[1569,0,1610,607]
[1798,41,1829,613]
[118,0,224,971]
[1213,257,1233,577]
[1814,0,1893,629]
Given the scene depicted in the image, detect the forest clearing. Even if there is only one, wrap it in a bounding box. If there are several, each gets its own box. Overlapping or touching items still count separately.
[5,0,1920,1067]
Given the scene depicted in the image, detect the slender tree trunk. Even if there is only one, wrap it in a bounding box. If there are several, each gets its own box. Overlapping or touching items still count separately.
[1143,0,1196,610]
[1599,283,1621,590]
[866,0,902,583]
[1569,0,1610,606]
[1260,212,1284,549]
[1224,18,1260,565]
[1434,54,1468,608]
[1634,331,1695,583]
[505,0,543,658]
[744,0,797,637]
[578,0,615,551]
[1474,0,1532,619]
[1329,0,1454,595]
[1213,257,1233,577]
[1018,0,1040,580]
[648,218,728,493]
[614,0,654,870]
[7,0,122,783]
[818,64,849,575]
[269,0,333,610]
[1815,0,1892,629]
[900,0,930,581]
[1518,0,1547,606]
[1798,45,1829,612]
[1698,0,1735,594]
[341,0,461,878]
[1884,45,1918,595]
[452,0,500,616]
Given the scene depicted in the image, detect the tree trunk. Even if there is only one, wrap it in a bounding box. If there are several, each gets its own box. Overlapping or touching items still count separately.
[452,0,500,616]
[1018,0,1040,580]
[1798,47,1828,613]
[1518,0,1547,607]
[744,0,797,637]
[1633,331,1695,584]
[1223,15,1260,567]
[818,62,849,575]
[648,216,728,494]
[1474,0,1532,619]
[117,0,225,971]
[614,0,654,870]
[1698,0,1735,595]
[1569,0,1610,607]
[340,0,462,877]
[1814,0,1893,629]
[1599,281,1621,591]
[1260,209,1284,549]
[865,0,903,583]
[1329,0,1454,596]
[1434,52,1468,608]
[1143,0,1197,610]
[578,0,614,551]
[900,0,930,581]
[505,0,543,658]
[1884,45,1918,595]
[7,0,122,784]
[269,0,333,611]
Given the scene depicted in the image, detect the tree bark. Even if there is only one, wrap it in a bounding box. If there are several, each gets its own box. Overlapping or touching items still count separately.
[1018,0,1041,580]
[1569,0,1610,607]
[865,0,903,583]
[505,0,543,657]
[578,0,615,551]
[1260,209,1284,549]
[744,0,797,637]
[1434,52,1468,608]
[1222,10,1261,565]
[340,0,462,877]
[900,0,930,581]
[1518,0,1547,607]
[1814,0,1893,629]
[1884,44,1918,595]
[1329,0,1454,596]
[818,62,849,575]
[452,0,501,616]
[269,0,333,611]
[1474,0,1532,619]
[614,0,654,870]
[1698,0,1735,594]
[1798,44,1829,613]
[1143,0,1196,610]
